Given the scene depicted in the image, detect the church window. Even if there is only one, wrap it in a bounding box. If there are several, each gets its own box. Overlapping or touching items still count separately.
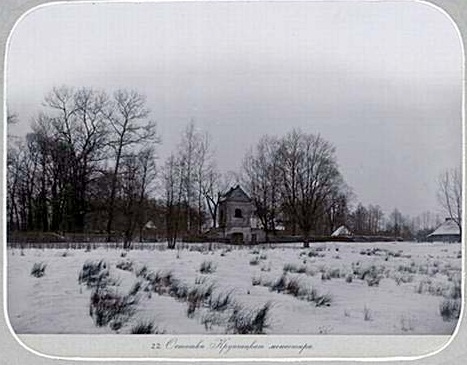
[234,208,242,218]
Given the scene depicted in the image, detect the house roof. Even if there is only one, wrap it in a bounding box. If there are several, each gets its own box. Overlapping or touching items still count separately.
[220,185,251,202]
[331,225,352,237]
[427,218,460,237]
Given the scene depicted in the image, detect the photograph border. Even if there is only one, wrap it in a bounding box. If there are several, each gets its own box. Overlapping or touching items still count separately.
[1,0,466,363]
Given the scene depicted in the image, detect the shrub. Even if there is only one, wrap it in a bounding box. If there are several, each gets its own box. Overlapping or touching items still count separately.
[227,302,271,334]
[251,276,262,286]
[195,276,208,285]
[208,291,234,311]
[283,263,307,274]
[363,305,372,321]
[314,293,332,307]
[449,279,462,300]
[129,281,143,296]
[400,315,415,332]
[185,283,215,316]
[249,257,260,266]
[356,265,384,286]
[147,270,175,294]
[31,262,47,278]
[135,265,149,278]
[116,260,134,272]
[78,260,109,288]
[271,274,288,293]
[89,287,138,328]
[283,263,297,273]
[440,299,461,321]
[130,320,164,334]
[329,268,341,278]
[199,261,216,274]
[285,277,301,297]
[394,273,414,285]
[201,312,226,331]
[169,280,189,300]
[366,275,382,287]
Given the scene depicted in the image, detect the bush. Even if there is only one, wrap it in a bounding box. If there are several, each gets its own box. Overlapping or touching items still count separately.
[356,265,384,287]
[314,293,332,307]
[199,261,216,274]
[146,270,175,295]
[129,281,143,296]
[252,276,262,286]
[168,280,188,299]
[130,320,164,334]
[78,260,109,288]
[449,279,462,300]
[249,257,260,266]
[184,282,216,317]
[227,302,271,334]
[116,260,134,272]
[201,312,226,331]
[283,263,307,274]
[208,291,234,311]
[135,265,149,278]
[283,263,297,273]
[363,305,372,321]
[440,299,461,321]
[285,277,301,297]
[271,274,288,293]
[89,287,138,328]
[31,262,47,278]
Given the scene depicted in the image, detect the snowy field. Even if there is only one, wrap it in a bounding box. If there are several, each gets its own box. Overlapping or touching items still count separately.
[7,241,462,335]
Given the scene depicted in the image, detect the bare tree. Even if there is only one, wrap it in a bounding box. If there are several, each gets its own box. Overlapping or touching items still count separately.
[276,130,301,235]
[438,168,462,238]
[242,135,281,241]
[163,154,184,249]
[118,146,157,248]
[40,86,109,232]
[277,130,343,247]
[202,169,234,229]
[105,89,159,241]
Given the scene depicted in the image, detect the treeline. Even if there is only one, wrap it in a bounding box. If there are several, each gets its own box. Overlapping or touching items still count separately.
[7,87,159,246]
[241,134,440,242]
[7,87,233,247]
[7,86,441,246]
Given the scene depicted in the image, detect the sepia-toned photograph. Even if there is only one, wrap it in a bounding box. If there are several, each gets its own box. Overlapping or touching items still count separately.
[5,0,463,340]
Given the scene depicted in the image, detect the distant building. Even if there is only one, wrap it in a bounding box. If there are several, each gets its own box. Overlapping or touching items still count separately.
[331,225,352,237]
[426,218,461,243]
[218,185,265,244]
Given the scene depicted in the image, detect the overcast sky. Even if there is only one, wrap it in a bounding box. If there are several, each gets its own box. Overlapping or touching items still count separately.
[6,1,463,218]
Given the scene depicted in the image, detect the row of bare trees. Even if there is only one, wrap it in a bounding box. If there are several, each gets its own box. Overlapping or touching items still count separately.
[7,86,159,247]
[162,122,234,248]
[242,130,350,245]
[7,86,462,246]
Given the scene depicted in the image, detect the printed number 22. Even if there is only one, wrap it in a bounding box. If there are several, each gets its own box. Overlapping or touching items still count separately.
[151,343,162,350]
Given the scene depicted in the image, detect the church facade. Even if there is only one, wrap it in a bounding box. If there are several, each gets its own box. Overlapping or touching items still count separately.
[217,185,264,244]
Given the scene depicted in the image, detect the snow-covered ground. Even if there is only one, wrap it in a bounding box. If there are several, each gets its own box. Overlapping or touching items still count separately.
[6,241,462,335]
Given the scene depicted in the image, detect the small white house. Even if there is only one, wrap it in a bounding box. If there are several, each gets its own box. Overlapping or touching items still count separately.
[426,218,461,243]
[331,225,352,237]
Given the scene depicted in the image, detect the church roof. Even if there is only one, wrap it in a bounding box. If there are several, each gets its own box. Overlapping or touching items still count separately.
[427,218,460,237]
[221,185,251,202]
